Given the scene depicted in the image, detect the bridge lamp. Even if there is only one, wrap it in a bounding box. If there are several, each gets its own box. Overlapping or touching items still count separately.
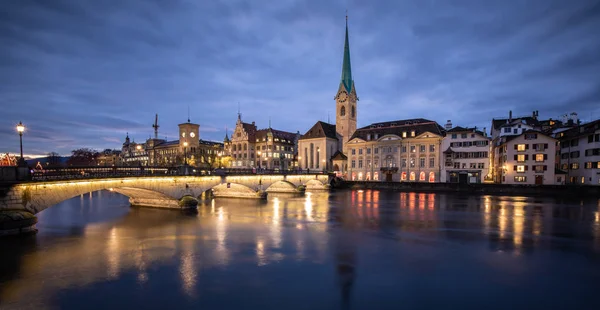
[16,121,26,166]
[257,151,262,169]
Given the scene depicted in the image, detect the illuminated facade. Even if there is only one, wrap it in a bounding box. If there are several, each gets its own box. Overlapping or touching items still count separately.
[346,119,445,182]
[226,115,299,170]
[441,124,491,183]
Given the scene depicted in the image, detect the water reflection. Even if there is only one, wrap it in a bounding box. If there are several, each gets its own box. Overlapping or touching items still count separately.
[1,191,599,309]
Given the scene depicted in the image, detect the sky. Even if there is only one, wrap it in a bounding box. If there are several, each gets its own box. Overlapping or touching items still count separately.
[1,0,599,156]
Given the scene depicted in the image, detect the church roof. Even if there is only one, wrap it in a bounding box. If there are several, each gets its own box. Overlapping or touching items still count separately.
[331,150,347,160]
[299,121,338,140]
[350,118,445,141]
[340,18,353,93]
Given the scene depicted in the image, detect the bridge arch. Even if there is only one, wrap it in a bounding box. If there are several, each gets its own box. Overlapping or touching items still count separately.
[210,183,264,199]
[265,180,298,193]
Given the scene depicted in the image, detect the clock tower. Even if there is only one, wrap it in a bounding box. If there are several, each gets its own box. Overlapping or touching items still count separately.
[335,16,357,151]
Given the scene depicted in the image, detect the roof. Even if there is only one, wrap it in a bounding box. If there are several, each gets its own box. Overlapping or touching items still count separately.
[497,129,556,146]
[154,140,180,148]
[446,126,487,137]
[199,140,224,147]
[558,119,600,141]
[331,150,347,160]
[299,121,338,140]
[340,18,353,93]
[492,116,540,130]
[349,118,445,141]
[255,128,297,143]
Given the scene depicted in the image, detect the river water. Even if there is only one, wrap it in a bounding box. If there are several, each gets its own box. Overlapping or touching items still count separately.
[1,190,599,310]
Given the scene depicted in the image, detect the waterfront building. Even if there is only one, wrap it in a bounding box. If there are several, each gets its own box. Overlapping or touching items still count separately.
[226,114,299,170]
[298,121,341,172]
[493,130,559,185]
[346,119,445,182]
[97,149,122,166]
[441,122,491,183]
[558,119,600,185]
[120,119,224,169]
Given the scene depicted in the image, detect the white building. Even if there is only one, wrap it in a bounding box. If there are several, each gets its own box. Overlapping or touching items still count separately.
[441,125,491,183]
[558,119,600,185]
[494,131,558,185]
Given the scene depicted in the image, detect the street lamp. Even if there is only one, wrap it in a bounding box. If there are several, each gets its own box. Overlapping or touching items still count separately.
[16,121,26,166]
[183,141,188,166]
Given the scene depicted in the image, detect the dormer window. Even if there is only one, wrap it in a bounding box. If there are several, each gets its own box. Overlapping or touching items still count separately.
[411,131,415,137]
[366,134,371,140]
[374,133,379,139]
[402,132,407,138]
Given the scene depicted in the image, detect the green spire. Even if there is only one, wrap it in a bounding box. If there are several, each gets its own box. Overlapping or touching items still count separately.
[340,16,353,93]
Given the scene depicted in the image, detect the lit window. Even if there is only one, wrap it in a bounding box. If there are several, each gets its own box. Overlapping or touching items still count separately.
[411,131,415,137]
[514,176,527,182]
[517,165,525,172]
[409,172,416,181]
[517,144,526,151]
[535,154,544,162]
[571,163,579,170]
[517,154,525,162]
[402,132,407,138]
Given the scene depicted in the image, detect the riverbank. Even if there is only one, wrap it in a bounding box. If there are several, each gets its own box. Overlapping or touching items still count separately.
[339,181,600,197]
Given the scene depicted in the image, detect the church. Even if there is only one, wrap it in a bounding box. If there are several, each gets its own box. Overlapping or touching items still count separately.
[298,17,446,182]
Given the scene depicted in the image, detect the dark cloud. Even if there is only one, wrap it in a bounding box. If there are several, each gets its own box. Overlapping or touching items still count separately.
[1,0,599,155]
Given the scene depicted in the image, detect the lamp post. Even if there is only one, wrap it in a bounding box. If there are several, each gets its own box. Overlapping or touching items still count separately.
[16,121,26,166]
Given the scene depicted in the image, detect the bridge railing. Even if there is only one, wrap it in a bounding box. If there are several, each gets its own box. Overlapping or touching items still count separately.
[28,166,328,182]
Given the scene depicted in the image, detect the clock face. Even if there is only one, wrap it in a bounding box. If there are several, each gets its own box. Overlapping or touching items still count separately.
[181,132,186,138]
[190,132,196,138]
[338,91,348,103]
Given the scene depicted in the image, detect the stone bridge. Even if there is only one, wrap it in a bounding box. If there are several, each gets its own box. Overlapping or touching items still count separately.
[0,174,332,215]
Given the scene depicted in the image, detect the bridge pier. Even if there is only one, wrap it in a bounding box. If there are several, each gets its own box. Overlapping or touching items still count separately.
[0,210,38,237]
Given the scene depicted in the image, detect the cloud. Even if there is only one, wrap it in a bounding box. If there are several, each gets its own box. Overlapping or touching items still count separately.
[1,0,599,155]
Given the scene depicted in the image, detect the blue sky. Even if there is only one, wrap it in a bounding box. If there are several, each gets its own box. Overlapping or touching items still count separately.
[1,0,599,156]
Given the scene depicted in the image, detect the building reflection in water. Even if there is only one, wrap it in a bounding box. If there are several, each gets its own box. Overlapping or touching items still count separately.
[513,202,525,254]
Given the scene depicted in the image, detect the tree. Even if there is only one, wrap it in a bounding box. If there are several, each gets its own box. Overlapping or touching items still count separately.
[47,152,62,168]
[67,148,99,166]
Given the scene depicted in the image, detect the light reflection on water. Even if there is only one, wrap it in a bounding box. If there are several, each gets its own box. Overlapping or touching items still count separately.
[0,190,600,310]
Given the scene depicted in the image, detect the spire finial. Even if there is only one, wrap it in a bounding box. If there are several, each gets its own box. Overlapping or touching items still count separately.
[237,102,241,120]
[340,13,353,93]
[187,106,190,123]
[269,117,271,129]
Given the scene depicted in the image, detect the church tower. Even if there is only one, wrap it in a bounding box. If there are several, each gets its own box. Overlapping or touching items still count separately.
[335,15,357,151]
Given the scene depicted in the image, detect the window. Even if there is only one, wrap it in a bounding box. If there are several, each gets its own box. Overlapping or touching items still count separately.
[410,158,415,168]
[461,133,467,138]
[402,132,407,138]
[534,165,546,173]
[570,151,580,158]
[517,154,526,162]
[516,165,526,172]
[401,158,407,167]
[358,149,363,155]
[351,149,356,155]
[419,158,425,168]
[477,163,484,169]
[351,106,355,118]
[394,147,399,153]
[374,148,379,154]
[366,148,371,154]
[571,163,579,170]
[535,154,546,162]
[340,106,345,116]
[429,157,435,168]
[504,128,511,133]
[358,160,363,168]
[419,172,426,181]
[525,133,538,140]
[366,134,371,141]
[410,145,416,153]
[420,145,426,153]
[351,160,356,168]
[402,146,407,153]
[561,163,568,170]
[514,176,527,182]
[517,144,526,151]
[411,131,415,137]
[451,134,457,139]
[429,144,435,152]
[470,163,477,169]
[410,172,416,181]
[454,162,460,169]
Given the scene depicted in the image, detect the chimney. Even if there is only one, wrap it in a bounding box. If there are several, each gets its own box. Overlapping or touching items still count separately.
[509,110,512,122]
[445,120,452,130]
[532,110,536,120]
[483,127,487,137]
[252,121,255,126]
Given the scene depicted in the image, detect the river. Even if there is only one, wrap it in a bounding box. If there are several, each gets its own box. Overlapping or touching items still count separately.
[1,190,599,309]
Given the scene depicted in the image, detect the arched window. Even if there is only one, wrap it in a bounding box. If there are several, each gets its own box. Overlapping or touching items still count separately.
[340,106,346,116]
[410,172,416,181]
[237,144,241,152]
[419,172,426,181]
[351,105,355,118]
[233,144,237,151]
[429,172,435,183]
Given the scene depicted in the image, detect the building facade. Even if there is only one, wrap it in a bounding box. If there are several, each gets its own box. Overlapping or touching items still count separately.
[494,131,558,185]
[441,125,491,183]
[558,119,600,185]
[226,115,299,170]
[298,121,341,172]
[346,119,445,182]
